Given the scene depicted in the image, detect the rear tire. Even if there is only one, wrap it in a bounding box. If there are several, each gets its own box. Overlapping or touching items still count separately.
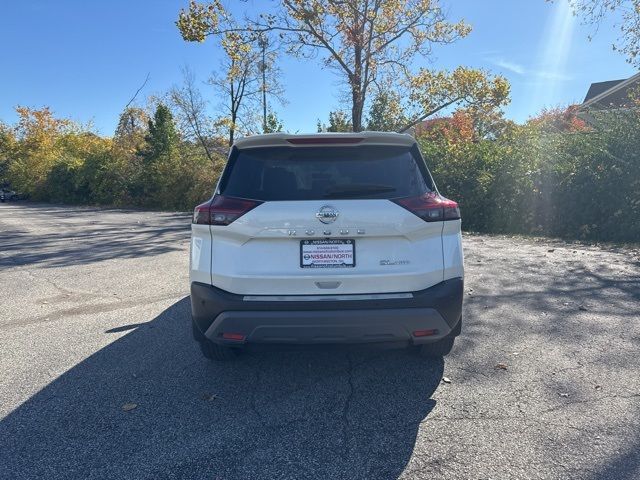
[419,337,455,358]
[192,319,237,361]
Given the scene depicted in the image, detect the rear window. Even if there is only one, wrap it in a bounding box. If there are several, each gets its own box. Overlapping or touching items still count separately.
[220,145,432,201]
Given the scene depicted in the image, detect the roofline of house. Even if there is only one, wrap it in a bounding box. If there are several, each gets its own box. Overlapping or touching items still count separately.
[577,71,640,111]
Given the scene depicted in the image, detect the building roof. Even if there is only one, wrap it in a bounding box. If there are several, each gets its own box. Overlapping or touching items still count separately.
[579,72,640,111]
[583,79,626,103]
[233,131,416,149]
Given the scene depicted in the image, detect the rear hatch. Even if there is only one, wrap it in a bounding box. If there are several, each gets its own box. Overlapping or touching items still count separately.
[197,139,456,295]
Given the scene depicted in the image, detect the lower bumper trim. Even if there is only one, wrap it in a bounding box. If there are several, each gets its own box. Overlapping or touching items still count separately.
[191,278,463,346]
[205,308,450,345]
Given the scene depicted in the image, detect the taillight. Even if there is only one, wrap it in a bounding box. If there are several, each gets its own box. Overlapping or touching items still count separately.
[192,195,262,225]
[393,192,460,222]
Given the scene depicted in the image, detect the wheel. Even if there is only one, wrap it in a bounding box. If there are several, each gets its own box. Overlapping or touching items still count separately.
[419,337,455,358]
[192,319,236,361]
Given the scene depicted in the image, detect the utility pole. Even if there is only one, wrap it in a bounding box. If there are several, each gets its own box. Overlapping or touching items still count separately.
[258,34,268,133]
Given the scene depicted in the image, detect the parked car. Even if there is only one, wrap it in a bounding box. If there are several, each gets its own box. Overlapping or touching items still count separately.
[0,188,19,202]
[190,132,464,360]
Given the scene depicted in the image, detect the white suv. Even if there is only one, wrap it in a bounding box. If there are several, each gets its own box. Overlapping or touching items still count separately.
[190,132,464,360]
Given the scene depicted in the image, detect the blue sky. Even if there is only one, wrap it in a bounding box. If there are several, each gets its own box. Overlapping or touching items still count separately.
[1,0,636,135]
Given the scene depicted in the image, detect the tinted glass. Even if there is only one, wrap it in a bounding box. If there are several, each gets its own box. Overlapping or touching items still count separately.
[221,145,432,201]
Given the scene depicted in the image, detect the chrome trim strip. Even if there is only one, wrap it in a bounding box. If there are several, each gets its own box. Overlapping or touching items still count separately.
[243,293,414,302]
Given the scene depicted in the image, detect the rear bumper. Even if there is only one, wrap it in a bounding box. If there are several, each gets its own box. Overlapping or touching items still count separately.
[190,278,463,346]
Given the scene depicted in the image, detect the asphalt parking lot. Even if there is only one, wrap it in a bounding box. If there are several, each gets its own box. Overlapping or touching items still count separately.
[1,202,639,480]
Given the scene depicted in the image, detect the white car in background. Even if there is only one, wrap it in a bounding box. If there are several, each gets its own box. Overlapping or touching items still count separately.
[189,132,464,360]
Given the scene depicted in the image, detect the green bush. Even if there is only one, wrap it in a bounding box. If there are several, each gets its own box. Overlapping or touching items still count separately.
[1,106,222,211]
[418,110,640,242]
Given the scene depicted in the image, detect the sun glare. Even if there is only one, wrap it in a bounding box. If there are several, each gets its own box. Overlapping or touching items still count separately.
[531,0,576,113]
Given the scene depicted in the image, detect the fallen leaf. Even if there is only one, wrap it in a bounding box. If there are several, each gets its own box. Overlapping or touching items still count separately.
[122,402,137,412]
[442,377,451,384]
[495,363,508,370]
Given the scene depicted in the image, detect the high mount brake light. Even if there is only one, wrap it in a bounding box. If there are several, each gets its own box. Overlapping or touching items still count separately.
[393,192,461,222]
[192,195,262,226]
[286,137,364,145]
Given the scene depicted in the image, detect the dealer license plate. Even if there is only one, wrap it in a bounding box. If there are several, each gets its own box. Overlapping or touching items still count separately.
[300,239,355,268]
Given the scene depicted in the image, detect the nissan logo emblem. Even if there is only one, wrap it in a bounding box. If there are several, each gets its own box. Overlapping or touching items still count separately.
[316,205,339,224]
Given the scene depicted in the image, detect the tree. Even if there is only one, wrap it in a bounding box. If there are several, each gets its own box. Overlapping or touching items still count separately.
[366,90,407,131]
[176,0,474,132]
[170,67,218,163]
[527,105,589,134]
[416,110,476,145]
[0,122,16,186]
[8,107,72,197]
[263,112,285,133]
[208,32,261,146]
[137,104,185,205]
[145,104,179,161]
[114,107,149,152]
[178,11,284,146]
[566,0,640,67]
[317,110,353,132]
[400,66,511,132]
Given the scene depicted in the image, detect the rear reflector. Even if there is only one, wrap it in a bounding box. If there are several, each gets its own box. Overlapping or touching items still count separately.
[393,192,460,222]
[222,332,245,341]
[193,195,262,225]
[286,137,364,145]
[413,329,439,337]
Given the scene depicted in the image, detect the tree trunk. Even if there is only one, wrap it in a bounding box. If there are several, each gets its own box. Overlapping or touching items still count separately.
[352,91,364,132]
[351,35,364,132]
[229,110,236,147]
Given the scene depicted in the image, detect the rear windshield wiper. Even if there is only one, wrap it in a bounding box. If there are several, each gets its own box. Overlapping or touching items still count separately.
[323,184,397,198]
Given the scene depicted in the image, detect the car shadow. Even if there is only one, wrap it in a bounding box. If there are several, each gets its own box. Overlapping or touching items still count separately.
[0,297,444,480]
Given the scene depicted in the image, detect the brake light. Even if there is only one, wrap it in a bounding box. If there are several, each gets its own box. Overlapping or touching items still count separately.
[393,192,460,222]
[192,195,262,225]
[286,137,364,145]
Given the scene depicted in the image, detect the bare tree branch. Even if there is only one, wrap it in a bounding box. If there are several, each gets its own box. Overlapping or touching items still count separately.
[124,73,150,110]
[397,97,462,133]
